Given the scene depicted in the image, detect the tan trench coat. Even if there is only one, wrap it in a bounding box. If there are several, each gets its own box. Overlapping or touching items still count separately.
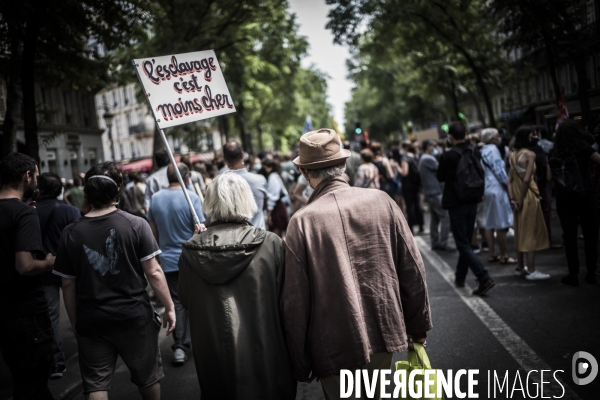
[283,177,432,381]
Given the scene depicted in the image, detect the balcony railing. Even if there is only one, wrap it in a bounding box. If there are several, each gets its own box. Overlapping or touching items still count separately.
[128,122,151,136]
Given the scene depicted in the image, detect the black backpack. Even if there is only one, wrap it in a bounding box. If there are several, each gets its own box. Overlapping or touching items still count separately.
[451,146,485,201]
[548,155,586,196]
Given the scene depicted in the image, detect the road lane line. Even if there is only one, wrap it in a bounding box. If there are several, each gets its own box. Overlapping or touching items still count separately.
[415,236,581,400]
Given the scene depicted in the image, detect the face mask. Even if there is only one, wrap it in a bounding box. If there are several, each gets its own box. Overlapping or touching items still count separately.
[253,163,262,171]
[530,138,539,146]
[432,149,441,156]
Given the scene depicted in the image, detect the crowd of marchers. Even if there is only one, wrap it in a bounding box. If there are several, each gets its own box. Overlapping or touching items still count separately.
[0,120,598,400]
[351,120,600,292]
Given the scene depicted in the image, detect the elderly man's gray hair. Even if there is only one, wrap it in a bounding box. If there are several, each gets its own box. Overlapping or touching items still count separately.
[481,128,499,144]
[303,161,346,181]
[203,172,257,222]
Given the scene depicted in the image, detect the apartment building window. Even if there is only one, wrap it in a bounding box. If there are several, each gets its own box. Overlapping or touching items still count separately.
[587,0,596,25]
[124,87,130,105]
[137,110,144,125]
[115,115,122,138]
[63,91,72,125]
[82,95,90,127]
[113,90,119,108]
[88,149,97,167]
[47,150,58,174]
[127,113,133,127]
[570,64,578,93]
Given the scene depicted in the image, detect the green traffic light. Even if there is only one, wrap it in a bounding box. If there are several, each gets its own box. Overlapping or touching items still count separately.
[355,128,362,134]
[441,123,449,132]
[458,112,466,119]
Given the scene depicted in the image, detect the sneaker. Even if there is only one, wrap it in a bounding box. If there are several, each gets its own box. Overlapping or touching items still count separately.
[472,279,495,296]
[514,267,529,277]
[173,348,187,364]
[561,274,579,287]
[50,364,66,379]
[525,270,550,280]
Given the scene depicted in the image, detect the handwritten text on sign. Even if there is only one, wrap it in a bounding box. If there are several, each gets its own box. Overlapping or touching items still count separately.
[133,50,236,129]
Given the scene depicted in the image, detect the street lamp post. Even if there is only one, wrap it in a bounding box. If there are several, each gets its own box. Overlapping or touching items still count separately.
[103,105,115,161]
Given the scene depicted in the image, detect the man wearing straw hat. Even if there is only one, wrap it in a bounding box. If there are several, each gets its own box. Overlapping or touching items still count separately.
[282,128,432,399]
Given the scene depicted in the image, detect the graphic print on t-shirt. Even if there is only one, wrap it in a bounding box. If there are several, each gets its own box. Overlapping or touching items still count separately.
[84,229,122,276]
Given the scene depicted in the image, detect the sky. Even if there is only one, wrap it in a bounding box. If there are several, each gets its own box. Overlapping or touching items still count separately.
[288,0,353,131]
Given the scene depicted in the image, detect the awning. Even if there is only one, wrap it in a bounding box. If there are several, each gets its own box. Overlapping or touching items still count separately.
[119,151,214,172]
[121,158,153,172]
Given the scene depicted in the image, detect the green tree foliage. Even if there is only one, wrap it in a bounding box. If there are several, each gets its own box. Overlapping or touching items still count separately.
[327,0,508,133]
[119,0,331,154]
[0,0,155,159]
[492,0,594,128]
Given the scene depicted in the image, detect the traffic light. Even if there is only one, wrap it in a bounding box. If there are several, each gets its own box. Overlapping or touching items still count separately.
[458,112,466,120]
[355,121,362,135]
[441,123,449,133]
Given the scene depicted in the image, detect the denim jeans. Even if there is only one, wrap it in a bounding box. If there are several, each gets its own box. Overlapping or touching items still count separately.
[42,282,65,367]
[448,203,490,283]
[165,271,192,352]
[425,194,450,248]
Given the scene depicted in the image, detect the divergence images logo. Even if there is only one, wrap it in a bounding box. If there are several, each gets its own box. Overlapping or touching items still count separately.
[572,351,598,386]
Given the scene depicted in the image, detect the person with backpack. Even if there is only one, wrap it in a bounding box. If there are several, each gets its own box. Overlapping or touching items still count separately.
[437,122,495,295]
[549,120,600,286]
[507,126,550,280]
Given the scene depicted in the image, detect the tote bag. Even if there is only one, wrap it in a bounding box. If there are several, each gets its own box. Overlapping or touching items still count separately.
[395,343,442,400]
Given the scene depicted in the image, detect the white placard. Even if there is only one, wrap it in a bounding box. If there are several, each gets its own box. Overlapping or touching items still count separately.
[133,50,236,129]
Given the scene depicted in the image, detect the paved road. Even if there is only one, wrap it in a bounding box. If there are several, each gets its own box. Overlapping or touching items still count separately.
[1,212,599,399]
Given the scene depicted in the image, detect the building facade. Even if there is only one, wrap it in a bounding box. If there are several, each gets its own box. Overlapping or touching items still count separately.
[459,0,600,134]
[0,81,105,179]
[95,83,222,165]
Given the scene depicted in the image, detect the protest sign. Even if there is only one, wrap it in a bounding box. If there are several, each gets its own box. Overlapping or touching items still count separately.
[133,50,236,129]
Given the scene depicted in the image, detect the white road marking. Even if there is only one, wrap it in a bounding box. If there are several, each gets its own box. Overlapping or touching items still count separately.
[415,236,581,400]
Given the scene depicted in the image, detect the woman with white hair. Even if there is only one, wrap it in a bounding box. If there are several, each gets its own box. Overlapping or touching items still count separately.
[480,128,517,264]
[177,172,296,400]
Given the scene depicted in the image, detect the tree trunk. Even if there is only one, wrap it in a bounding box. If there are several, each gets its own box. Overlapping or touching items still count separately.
[448,77,460,120]
[466,86,485,126]
[573,55,592,130]
[218,116,230,146]
[151,125,163,172]
[256,123,263,151]
[1,68,21,157]
[21,14,40,162]
[236,102,249,152]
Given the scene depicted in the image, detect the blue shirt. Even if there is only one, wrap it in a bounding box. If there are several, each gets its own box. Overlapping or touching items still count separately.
[147,188,205,273]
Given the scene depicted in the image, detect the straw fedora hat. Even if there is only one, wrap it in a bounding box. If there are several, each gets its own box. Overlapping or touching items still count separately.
[293,128,351,169]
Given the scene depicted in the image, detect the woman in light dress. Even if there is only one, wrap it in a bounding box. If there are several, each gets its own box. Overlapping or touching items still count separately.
[480,128,516,264]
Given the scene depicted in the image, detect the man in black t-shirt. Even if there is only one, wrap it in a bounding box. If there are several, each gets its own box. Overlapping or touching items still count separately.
[54,162,176,399]
[37,173,81,378]
[0,152,56,400]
